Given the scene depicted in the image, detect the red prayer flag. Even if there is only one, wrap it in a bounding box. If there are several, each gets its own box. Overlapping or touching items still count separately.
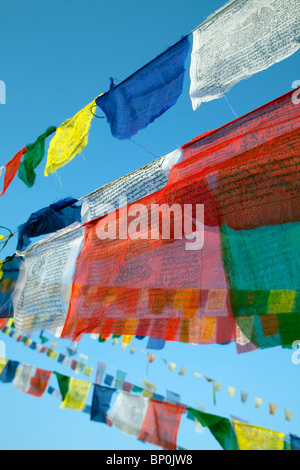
[138,399,184,450]
[26,369,52,397]
[0,148,27,197]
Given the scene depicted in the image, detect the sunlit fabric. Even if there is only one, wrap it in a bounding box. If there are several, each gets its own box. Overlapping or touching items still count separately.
[0,256,22,319]
[81,149,182,223]
[13,226,84,332]
[96,37,190,140]
[233,421,285,451]
[17,198,81,251]
[18,127,56,187]
[107,391,149,438]
[60,377,91,411]
[0,148,27,197]
[44,101,95,176]
[190,0,300,109]
[139,400,183,450]
[91,385,115,423]
[189,408,239,450]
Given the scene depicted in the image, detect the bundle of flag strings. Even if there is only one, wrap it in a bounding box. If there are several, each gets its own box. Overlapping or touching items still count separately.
[0,355,297,451]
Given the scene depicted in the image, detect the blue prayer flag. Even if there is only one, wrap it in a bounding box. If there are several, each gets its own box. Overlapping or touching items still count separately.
[17,197,81,251]
[91,385,115,423]
[96,36,190,140]
[0,360,19,383]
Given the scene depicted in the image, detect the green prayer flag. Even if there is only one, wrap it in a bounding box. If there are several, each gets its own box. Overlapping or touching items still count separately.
[188,408,239,451]
[18,126,56,187]
[54,372,70,401]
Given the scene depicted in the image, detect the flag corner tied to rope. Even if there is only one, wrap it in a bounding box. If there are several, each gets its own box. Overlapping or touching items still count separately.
[18,126,57,188]
[190,0,300,110]
[44,100,96,176]
[96,36,190,140]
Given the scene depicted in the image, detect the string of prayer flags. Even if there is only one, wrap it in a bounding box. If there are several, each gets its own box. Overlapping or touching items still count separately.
[189,408,239,451]
[18,126,57,188]
[233,421,285,451]
[96,37,190,140]
[91,384,116,423]
[17,197,81,251]
[44,100,96,176]
[0,148,27,197]
[107,391,149,439]
[139,399,184,450]
[189,0,300,110]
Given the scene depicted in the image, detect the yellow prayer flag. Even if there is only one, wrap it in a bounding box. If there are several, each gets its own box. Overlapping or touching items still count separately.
[0,261,3,281]
[122,335,133,345]
[61,377,91,411]
[228,386,236,397]
[83,366,93,378]
[169,362,176,372]
[0,358,7,374]
[234,421,285,451]
[44,100,96,176]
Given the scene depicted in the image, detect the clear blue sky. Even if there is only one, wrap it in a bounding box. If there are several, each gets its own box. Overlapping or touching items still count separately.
[0,0,299,450]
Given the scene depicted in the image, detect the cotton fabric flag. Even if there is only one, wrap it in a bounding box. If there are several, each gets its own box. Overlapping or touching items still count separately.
[190,0,300,110]
[95,362,106,385]
[284,410,293,422]
[189,408,239,451]
[104,374,114,387]
[60,377,91,411]
[80,149,182,223]
[18,127,56,187]
[115,370,127,390]
[290,434,300,450]
[91,385,116,423]
[241,392,249,404]
[146,337,166,350]
[166,390,181,405]
[255,397,263,409]
[233,421,285,451]
[269,403,277,416]
[26,369,52,397]
[107,391,149,438]
[13,363,34,393]
[96,38,190,140]
[139,399,184,450]
[13,226,84,332]
[228,386,236,398]
[44,101,95,176]
[0,360,19,383]
[17,198,81,251]
[0,148,27,197]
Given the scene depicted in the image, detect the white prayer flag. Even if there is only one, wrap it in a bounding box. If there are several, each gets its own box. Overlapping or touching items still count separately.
[190,0,300,110]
